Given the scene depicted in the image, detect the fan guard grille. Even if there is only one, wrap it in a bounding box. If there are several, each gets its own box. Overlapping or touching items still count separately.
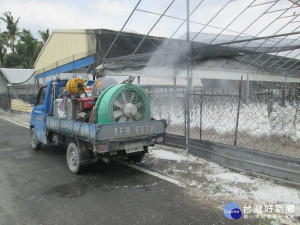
[95,84,151,124]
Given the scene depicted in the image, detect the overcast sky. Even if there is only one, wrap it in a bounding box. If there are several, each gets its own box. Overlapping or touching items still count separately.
[0,0,297,41]
[0,0,138,39]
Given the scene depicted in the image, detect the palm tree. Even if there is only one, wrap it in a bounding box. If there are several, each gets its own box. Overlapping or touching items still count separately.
[0,11,20,53]
[16,29,42,68]
[0,32,8,65]
[38,29,49,44]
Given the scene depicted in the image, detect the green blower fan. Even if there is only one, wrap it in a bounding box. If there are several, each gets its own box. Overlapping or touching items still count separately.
[94,84,151,124]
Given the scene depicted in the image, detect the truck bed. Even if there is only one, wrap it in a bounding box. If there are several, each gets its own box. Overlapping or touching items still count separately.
[46,116,166,144]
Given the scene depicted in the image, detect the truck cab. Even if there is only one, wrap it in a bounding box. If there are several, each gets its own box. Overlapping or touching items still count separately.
[30,80,67,145]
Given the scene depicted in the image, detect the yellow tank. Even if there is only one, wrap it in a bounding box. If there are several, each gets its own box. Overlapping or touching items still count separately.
[66,78,86,95]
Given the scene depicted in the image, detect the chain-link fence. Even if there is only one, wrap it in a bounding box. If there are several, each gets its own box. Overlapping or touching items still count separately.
[147,82,300,159]
[237,82,300,158]
[147,88,186,136]
[189,90,240,146]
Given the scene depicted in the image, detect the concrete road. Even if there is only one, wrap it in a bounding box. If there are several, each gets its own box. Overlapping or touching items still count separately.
[0,117,259,225]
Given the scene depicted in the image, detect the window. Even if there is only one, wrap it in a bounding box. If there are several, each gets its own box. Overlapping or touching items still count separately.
[36,87,46,105]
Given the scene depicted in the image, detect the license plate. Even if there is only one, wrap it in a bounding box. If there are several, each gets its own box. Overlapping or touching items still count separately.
[125,142,144,153]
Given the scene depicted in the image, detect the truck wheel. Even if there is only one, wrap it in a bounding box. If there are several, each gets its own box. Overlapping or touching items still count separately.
[128,146,148,163]
[128,152,145,163]
[66,142,81,174]
[30,128,41,150]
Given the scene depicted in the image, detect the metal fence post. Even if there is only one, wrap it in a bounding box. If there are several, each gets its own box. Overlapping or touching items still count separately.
[200,93,203,140]
[282,75,287,107]
[186,88,190,152]
[184,90,187,142]
[185,0,191,152]
[294,95,299,126]
[234,76,243,146]
[246,73,249,105]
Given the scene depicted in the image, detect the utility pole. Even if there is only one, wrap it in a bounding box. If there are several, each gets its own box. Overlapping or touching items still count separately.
[186,0,191,150]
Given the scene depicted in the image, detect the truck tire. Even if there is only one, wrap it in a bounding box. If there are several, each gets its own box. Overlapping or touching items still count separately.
[66,142,82,174]
[30,128,41,150]
[128,152,145,163]
[127,146,147,163]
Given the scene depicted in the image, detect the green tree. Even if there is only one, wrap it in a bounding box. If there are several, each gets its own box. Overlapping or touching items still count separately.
[38,29,49,44]
[3,52,23,68]
[16,29,42,68]
[0,11,20,53]
[0,32,8,66]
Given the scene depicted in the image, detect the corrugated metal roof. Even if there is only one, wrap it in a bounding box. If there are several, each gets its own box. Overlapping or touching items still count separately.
[34,28,300,81]
[33,29,162,78]
[0,68,35,84]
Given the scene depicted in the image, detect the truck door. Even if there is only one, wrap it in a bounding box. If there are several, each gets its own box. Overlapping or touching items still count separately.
[31,86,47,143]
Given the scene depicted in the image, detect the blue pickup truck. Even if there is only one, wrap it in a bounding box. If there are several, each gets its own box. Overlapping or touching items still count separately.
[30,78,166,173]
